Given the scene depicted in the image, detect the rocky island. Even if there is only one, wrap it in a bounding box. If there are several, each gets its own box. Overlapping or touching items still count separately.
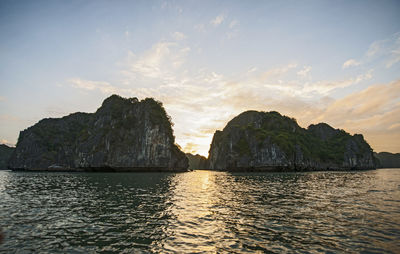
[6,96,381,172]
[0,144,14,170]
[374,152,400,168]
[208,110,376,171]
[186,153,209,170]
[8,95,188,171]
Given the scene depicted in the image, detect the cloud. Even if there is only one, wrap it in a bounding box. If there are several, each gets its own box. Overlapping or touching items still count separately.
[124,30,130,38]
[69,79,117,94]
[226,30,239,39]
[362,32,400,68]
[315,80,400,152]
[211,14,224,26]
[342,59,361,69]
[194,24,206,33]
[386,48,400,68]
[260,63,297,81]
[297,66,312,78]
[0,114,24,123]
[183,142,200,154]
[367,41,381,58]
[0,139,15,147]
[256,65,372,96]
[0,96,5,102]
[229,20,238,29]
[172,31,186,41]
[161,1,183,13]
[317,80,399,124]
[388,122,400,131]
[225,19,240,39]
[369,33,400,68]
[301,70,373,96]
[122,42,190,83]
[341,32,400,71]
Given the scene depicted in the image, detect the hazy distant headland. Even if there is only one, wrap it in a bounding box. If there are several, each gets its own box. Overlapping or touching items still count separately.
[4,94,397,172]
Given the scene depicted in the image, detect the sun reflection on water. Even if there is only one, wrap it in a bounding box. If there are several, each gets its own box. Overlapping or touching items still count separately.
[159,170,228,253]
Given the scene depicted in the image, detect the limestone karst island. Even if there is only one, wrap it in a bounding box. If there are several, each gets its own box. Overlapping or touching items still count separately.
[3,94,382,172]
[8,95,188,171]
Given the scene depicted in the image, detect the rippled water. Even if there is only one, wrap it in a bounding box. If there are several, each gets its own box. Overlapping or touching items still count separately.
[0,169,400,253]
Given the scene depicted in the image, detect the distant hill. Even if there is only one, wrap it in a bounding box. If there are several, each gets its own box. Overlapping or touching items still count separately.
[208,110,376,171]
[186,153,208,170]
[374,152,400,168]
[0,144,14,169]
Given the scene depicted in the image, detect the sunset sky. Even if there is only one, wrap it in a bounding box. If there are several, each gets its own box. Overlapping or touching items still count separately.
[0,0,399,156]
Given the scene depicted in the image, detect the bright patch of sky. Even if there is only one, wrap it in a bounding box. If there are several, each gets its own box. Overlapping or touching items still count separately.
[1,0,400,155]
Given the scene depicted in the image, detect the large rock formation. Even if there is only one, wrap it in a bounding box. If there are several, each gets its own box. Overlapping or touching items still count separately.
[0,144,14,170]
[186,153,209,170]
[208,111,376,171]
[374,152,400,168]
[8,95,188,171]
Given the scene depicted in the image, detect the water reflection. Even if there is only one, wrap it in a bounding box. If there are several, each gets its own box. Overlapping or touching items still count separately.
[156,171,236,253]
[0,172,177,253]
[156,170,400,253]
[0,169,400,253]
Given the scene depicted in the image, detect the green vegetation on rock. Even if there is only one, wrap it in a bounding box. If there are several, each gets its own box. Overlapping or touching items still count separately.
[234,137,251,156]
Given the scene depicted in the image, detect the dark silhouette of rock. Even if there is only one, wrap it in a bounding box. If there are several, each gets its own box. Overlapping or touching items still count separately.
[0,144,14,169]
[186,153,209,170]
[208,110,376,171]
[8,95,188,171]
[374,152,400,168]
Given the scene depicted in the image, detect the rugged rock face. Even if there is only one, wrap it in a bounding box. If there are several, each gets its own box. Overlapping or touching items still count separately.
[186,153,209,170]
[374,152,400,168]
[8,95,188,171]
[208,111,376,171]
[0,144,14,169]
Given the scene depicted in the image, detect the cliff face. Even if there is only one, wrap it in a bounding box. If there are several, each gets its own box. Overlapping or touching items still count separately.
[8,95,188,171]
[0,144,14,169]
[208,111,376,171]
[186,153,209,170]
[374,152,400,168]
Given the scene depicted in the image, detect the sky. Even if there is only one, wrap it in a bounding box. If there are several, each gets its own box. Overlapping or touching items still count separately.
[0,0,399,156]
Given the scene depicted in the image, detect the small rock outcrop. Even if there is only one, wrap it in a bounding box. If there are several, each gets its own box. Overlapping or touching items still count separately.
[374,152,400,168]
[0,144,14,170]
[208,111,376,171]
[8,95,188,171]
[186,153,209,170]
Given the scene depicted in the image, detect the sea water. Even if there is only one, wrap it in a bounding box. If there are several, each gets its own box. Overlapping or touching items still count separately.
[0,169,399,253]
